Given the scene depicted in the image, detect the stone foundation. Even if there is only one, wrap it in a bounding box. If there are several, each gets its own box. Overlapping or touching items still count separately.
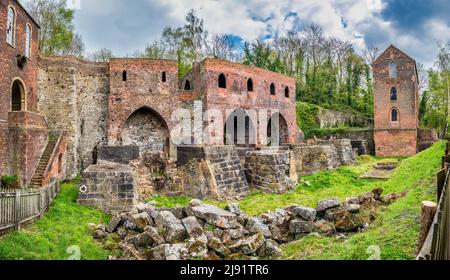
[97,145,140,165]
[332,139,356,164]
[177,145,250,200]
[78,162,138,214]
[244,150,297,194]
[292,143,340,176]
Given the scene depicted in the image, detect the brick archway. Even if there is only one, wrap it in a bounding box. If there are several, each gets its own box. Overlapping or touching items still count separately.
[121,107,170,156]
[267,112,289,146]
[11,78,26,111]
[224,109,256,146]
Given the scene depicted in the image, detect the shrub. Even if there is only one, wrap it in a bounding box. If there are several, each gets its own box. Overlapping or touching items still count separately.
[1,175,20,189]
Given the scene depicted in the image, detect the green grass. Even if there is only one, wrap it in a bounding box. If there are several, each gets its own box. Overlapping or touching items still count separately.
[282,141,444,260]
[149,156,402,216]
[0,180,112,260]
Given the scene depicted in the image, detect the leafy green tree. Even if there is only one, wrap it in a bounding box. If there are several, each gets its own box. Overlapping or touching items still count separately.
[27,0,84,56]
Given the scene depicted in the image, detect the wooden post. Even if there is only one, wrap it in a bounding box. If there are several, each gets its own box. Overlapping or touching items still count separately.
[14,189,21,230]
[418,201,438,253]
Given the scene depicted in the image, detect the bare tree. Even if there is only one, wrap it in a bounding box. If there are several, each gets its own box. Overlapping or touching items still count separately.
[208,34,235,61]
[88,48,113,62]
[362,45,380,65]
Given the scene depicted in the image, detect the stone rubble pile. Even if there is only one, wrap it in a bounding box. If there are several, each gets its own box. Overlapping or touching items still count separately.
[90,187,405,260]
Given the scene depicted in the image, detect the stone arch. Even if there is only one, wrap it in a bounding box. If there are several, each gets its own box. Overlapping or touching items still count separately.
[11,78,26,111]
[270,83,276,95]
[184,80,191,91]
[267,112,289,146]
[247,78,254,92]
[224,109,256,146]
[218,73,227,88]
[121,107,170,156]
[390,108,399,122]
[285,86,290,98]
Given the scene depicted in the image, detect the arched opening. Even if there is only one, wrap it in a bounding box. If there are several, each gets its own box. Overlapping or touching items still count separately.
[389,62,397,79]
[267,113,289,146]
[162,72,167,82]
[224,109,256,146]
[218,74,227,88]
[247,78,254,92]
[11,79,25,111]
[270,83,276,96]
[285,86,290,98]
[122,71,127,81]
[184,80,191,91]
[122,107,170,156]
[390,87,397,101]
[391,108,399,122]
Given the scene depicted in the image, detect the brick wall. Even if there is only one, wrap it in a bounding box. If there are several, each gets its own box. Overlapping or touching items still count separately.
[184,59,299,146]
[8,111,48,186]
[37,56,109,176]
[373,45,419,156]
[0,0,40,119]
[0,0,40,178]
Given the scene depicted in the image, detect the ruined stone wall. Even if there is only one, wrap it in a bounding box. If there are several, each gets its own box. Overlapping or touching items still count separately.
[331,139,356,164]
[37,56,109,177]
[184,59,298,146]
[292,143,340,176]
[244,150,296,194]
[417,128,438,152]
[373,46,419,156]
[317,108,372,129]
[79,162,137,214]
[7,111,48,186]
[176,145,249,200]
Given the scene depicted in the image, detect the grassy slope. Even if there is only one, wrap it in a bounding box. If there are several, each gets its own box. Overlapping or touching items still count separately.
[0,181,111,260]
[282,141,444,260]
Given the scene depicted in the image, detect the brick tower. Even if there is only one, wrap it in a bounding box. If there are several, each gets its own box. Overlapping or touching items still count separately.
[373,45,419,157]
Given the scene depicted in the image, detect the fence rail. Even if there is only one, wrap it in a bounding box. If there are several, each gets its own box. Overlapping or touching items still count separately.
[0,179,60,237]
[417,142,450,260]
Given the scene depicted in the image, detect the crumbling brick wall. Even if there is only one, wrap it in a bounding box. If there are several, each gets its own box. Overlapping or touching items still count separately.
[373,45,419,157]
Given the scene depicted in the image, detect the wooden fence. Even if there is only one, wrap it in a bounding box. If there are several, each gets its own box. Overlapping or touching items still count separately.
[417,142,450,260]
[0,179,60,237]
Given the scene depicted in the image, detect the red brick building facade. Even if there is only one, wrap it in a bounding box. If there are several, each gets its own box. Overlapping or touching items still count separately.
[373,45,420,157]
[0,0,67,187]
[107,58,298,158]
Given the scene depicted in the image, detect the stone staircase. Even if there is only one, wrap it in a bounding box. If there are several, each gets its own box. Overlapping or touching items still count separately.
[29,137,57,188]
[204,146,249,199]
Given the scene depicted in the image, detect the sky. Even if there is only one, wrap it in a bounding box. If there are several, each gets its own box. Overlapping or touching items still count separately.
[19,0,450,69]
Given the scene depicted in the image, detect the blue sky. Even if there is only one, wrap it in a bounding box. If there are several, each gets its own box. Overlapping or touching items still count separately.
[20,0,450,68]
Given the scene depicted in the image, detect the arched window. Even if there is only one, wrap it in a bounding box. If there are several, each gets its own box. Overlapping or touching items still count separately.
[247,78,254,92]
[218,74,227,88]
[285,86,290,98]
[25,24,32,58]
[184,80,191,91]
[390,87,397,101]
[389,62,397,79]
[270,83,276,95]
[11,80,25,111]
[122,71,127,81]
[6,6,15,46]
[162,72,167,82]
[391,109,398,122]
